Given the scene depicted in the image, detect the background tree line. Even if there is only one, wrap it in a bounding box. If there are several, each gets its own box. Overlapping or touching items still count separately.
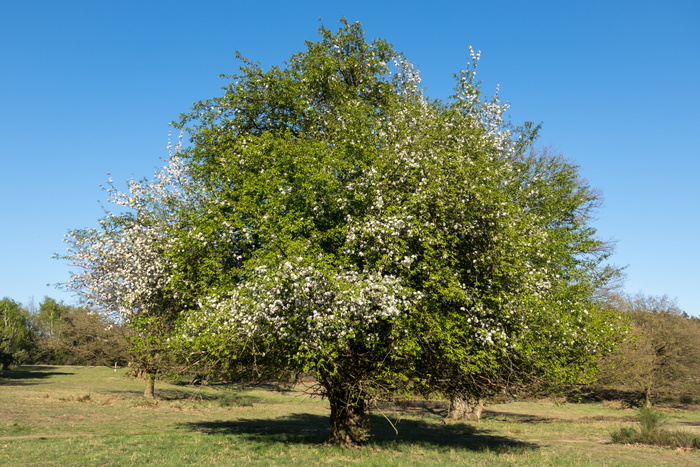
[0,296,129,371]
[2,291,698,411]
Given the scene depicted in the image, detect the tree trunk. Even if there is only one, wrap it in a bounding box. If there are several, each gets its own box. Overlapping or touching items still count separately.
[642,386,652,408]
[144,372,156,399]
[446,396,485,422]
[325,384,369,446]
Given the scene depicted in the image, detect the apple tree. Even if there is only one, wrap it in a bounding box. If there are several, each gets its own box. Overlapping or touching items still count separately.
[167,21,620,444]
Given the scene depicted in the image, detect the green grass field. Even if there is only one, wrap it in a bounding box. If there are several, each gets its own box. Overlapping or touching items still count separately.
[1,366,699,466]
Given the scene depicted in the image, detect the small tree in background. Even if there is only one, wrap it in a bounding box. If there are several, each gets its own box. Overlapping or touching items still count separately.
[36,296,66,338]
[597,294,700,407]
[34,297,130,367]
[0,297,34,371]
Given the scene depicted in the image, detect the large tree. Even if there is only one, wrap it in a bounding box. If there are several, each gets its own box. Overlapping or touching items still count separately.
[63,20,619,444]
[166,21,619,445]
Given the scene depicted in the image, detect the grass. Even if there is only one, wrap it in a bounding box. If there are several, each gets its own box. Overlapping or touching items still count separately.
[0,366,699,465]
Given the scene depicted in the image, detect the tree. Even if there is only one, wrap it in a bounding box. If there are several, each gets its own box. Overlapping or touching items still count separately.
[165,20,620,445]
[0,298,34,371]
[36,296,67,338]
[597,294,700,407]
[33,298,130,366]
[61,148,195,397]
[412,147,623,420]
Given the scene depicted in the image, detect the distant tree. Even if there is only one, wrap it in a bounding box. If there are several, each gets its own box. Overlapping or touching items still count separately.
[36,296,67,338]
[0,297,33,371]
[596,294,700,407]
[34,300,130,367]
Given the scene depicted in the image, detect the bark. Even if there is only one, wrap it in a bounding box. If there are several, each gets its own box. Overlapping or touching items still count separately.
[446,396,485,422]
[144,372,156,399]
[325,384,369,446]
[643,386,652,408]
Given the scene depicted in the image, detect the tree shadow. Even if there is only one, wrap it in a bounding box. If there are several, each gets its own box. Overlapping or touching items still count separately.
[181,414,329,445]
[180,413,539,453]
[102,387,261,407]
[0,366,75,386]
[369,415,538,453]
[481,410,556,424]
[154,387,221,401]
[382,399,447,417]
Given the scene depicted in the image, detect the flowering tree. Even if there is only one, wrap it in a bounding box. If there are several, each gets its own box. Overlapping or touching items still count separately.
[61,148,196,397]
[162,20,621,444]
[62,20,619,443]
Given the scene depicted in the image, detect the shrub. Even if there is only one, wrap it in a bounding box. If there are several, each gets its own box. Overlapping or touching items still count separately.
[217,392,254,407]
[610,426,638,444]
[679,394,700,405]
[611,407,700,449]
[637,406,667,434]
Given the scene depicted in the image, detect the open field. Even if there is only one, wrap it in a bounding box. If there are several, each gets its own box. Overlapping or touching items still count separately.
[1,366,699,466]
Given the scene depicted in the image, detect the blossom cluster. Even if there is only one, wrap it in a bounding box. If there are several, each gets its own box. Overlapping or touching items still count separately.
[180,256,416,357]
[62,151,195,322]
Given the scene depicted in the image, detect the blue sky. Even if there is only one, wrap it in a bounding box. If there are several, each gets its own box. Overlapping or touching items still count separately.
[1,1,698,315]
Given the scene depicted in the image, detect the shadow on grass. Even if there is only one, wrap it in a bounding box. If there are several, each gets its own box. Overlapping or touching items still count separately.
[0,366,75,385]
[124,387,223,401]
[481,410,556,424]
[181,413,538,453]
[103,387,261,407]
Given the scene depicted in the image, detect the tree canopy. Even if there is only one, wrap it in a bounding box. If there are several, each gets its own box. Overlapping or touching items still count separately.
[63,20,620,445]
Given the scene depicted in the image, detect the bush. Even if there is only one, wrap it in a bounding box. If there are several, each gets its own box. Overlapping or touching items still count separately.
[610,426,639,444]
[611,407,700,449]
[637,406,667,433]
[679,394,700,405]
[0,352,14,373]
[217,392,254,407]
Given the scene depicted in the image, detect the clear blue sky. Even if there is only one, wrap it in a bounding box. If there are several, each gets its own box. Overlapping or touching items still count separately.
[1,1,698,315]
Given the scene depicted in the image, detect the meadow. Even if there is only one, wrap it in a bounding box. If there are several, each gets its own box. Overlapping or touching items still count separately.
[1,366,699,466]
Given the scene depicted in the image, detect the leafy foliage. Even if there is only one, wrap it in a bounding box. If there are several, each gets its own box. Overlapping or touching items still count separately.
[0,297,33,370]
[34,297,129,366]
